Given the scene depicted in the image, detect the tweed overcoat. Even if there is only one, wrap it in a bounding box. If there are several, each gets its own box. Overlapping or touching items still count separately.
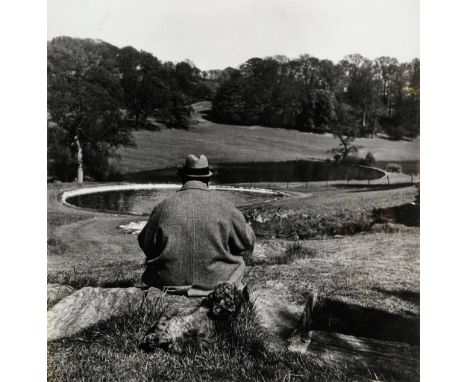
[138,180,256,296]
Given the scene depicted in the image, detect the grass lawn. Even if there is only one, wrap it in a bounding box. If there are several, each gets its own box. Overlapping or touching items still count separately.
[48,103,420,380]
[48,181,419,381]
[115,101,420,173]
[47,182,418,279]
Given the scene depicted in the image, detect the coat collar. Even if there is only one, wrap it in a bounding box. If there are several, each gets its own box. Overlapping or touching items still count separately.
[178,180,210,192]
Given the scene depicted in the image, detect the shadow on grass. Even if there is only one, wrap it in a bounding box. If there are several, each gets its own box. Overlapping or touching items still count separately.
[373,287,420,304]
[333,183,417,192]
[373,203,420,227]
[305,297,420,345]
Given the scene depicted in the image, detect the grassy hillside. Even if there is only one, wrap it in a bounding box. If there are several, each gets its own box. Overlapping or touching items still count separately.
[116,102,420,173]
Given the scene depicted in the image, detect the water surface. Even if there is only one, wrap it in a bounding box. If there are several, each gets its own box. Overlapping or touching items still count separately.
[67,188,284,215]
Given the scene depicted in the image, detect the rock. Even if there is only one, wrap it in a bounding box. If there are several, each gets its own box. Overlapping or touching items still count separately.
[48,287,204,342]
[251,290,303,351]
[48,287,146,341]
[118,221,147,235]
[47,284,75,308]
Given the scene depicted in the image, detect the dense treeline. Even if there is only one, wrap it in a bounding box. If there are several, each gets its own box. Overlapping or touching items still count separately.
[48,37,213,181]
[48,37,419,182]
[211,54,420,140]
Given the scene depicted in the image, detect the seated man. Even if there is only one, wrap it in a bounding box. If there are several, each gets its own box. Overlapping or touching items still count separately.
[138,154,255,297]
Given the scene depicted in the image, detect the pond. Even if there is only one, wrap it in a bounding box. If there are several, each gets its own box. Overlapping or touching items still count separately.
[122,160,385,184]
[64,186,286,215]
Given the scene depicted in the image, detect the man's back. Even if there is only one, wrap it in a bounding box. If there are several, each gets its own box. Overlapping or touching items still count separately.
[138,180,255,296]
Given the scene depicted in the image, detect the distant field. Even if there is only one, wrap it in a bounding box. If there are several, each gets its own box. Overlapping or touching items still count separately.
[116,102,420,173]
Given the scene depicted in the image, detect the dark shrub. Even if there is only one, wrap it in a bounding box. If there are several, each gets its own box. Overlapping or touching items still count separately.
[364,152,376,166]
[385,163,402,173]
[251,209,373,240]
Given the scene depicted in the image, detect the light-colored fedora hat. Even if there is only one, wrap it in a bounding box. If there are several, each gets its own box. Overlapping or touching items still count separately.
[177,154,215,178]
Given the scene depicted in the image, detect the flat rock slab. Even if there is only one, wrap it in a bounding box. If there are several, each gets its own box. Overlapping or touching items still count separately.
[47,284,75,308]
[47,287,203,342]
[48,287,145,341]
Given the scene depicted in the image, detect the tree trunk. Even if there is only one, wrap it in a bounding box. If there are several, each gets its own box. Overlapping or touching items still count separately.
[386,94,391,117]
[135,111,140,129]
[362,109,367,127]
[372,116,378,139]
[75,135,84,183]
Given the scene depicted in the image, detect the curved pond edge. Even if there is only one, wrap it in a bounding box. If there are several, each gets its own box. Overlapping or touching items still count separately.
[61,183,292,214]
[123,161,387,184]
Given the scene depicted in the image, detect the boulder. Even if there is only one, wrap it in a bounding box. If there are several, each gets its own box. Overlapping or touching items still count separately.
[47,287,203,342]
[47,284,75,308]
[48,287,146,341]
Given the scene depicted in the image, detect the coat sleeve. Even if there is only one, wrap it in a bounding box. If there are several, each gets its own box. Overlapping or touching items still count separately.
[228,207,256,257]
[138,202,166,262]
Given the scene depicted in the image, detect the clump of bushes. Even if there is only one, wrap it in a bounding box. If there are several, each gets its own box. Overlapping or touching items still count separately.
[340,152,376,167]
[251,208,373,239]
[385,163,402,173]
[364,152,376,166]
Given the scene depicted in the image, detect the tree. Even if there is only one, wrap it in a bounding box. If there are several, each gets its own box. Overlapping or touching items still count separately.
[117,47,163,128]
[339,54,379,136]
[209,52,419,140]
[211,70,246,124]
[329,101,359,161]
[48,37,134,182]
[156,91,193,130]
[373,56,399,118]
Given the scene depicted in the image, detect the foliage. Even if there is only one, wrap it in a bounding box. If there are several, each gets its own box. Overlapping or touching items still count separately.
[211,56,339,132]
[47,37,213,181]
[251,208,373,239]
[211,54,419,139]
[48,37,135,181]
[340,152,376,167]
[328,100,359,161]
[385,163,402,173]
[47,120,76,181]
[364,151,377,166]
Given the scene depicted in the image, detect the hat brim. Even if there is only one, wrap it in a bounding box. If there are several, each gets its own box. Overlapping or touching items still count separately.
[177,169,216,178]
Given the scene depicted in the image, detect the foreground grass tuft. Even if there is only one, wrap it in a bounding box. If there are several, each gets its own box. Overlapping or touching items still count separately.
[280,242,318,264]
[47,267,142,289]
[244,242,317,266]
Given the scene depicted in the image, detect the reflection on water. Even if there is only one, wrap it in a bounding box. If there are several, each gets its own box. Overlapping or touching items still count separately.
[67,188,283,215]
[123,160,385,184]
